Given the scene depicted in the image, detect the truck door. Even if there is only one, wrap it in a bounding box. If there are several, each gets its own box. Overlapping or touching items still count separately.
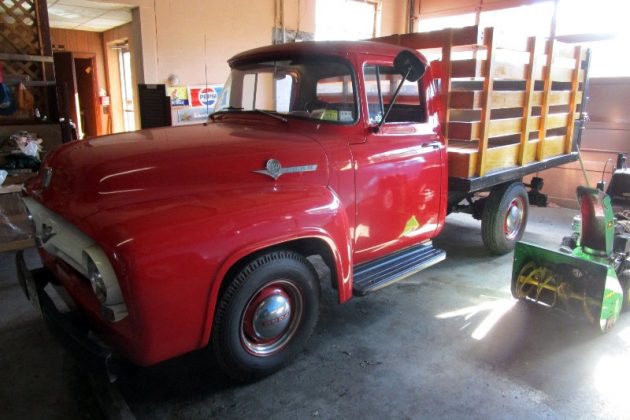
[351,62,444,263]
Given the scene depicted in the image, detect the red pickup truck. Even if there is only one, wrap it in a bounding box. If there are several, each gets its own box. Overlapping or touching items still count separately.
[18,29,589,381]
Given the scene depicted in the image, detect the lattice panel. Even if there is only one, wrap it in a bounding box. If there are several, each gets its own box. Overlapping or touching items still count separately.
[2,59,43,81]
[0,0,41,54]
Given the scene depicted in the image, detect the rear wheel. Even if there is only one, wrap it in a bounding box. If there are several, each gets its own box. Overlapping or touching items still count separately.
[212,250,320,381]
[481,182,529,255]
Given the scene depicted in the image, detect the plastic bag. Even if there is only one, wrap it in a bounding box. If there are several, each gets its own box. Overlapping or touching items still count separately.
[0,193,34,244]
[0,169,6,185]
[22,141,39,157]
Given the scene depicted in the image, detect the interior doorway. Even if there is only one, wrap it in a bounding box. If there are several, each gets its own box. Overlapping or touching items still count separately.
[53,51,80,141]
[53,52,101,140]
[74,57,99,138]
[117,45,136,131]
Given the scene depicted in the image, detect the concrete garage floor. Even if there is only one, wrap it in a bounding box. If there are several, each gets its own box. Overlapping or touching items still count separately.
[2,206,630,419]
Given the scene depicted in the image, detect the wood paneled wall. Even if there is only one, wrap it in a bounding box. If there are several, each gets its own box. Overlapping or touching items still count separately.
[50,28,107,93]
[50,25,136,135]
[51,28,109,135]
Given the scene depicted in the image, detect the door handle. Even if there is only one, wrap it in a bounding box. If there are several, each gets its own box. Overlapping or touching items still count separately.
[421,141,441,149]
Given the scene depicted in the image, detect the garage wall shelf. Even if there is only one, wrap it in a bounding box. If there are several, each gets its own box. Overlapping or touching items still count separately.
[0,0,58,124]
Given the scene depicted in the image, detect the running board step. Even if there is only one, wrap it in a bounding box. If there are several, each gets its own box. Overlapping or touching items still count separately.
[352,243,446,296]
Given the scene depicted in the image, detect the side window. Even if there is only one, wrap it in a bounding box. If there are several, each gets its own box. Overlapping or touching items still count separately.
[239,72,276,110]
[275,73,296,113]
[363,64,425,124]
[314,75,355,122]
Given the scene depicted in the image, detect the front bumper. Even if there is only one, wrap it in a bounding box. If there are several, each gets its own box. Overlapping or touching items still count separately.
[16,250,117,381]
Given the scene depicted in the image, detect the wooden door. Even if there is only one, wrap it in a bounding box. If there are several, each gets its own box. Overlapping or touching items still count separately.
[74,57,99,137]
[54,51,81,139]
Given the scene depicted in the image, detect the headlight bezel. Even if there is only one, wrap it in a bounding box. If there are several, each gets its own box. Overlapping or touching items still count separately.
[87,256,107,303]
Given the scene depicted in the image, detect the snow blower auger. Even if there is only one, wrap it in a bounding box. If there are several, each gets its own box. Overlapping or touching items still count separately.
[511,186,630,332]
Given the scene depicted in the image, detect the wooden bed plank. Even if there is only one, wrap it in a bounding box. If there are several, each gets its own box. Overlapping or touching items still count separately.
[541,135,566,159]
[449,90,582,110]
[373,25,482,50]
[495,34,530,52]
[448,135,566,178]
[450,58,582,83]
[449,112,574,141]
[549,40,577,59]
[451,59,529,80]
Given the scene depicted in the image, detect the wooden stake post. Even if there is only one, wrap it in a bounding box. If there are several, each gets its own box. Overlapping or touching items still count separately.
[518,37,539,165]
[477,28,496,177]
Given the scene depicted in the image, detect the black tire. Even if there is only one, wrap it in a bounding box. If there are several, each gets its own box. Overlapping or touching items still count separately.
[212,250,320,382]
[481,182,529,255]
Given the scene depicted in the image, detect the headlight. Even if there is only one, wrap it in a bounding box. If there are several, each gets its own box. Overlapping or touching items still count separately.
[87,257,107,303]
[83,246,128,322]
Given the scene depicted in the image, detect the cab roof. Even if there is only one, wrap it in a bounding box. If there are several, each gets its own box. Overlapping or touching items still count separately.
[229,41,416,66]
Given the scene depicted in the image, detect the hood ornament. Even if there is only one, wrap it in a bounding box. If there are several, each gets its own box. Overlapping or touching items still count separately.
[254,159,317,180]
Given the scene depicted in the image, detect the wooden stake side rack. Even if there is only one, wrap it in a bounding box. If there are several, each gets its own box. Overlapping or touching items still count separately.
[373,25,589,182]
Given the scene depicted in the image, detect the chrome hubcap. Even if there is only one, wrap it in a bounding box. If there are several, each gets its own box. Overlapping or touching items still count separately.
[252,293,291,340]
[240,280,303,357]
[505,197,525,240]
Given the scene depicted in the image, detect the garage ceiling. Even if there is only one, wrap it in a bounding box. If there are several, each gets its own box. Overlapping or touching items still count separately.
[47,0,132,32]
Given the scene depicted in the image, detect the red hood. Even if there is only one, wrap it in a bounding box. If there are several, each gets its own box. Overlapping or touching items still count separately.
[30,120,329,222]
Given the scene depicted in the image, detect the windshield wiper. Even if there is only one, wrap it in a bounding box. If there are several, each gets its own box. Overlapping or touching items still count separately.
[251,109,288,123]
[210,106,244,121]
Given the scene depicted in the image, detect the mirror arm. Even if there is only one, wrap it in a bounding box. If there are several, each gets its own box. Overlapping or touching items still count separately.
[376,66,384,118]
[374,67,411,132]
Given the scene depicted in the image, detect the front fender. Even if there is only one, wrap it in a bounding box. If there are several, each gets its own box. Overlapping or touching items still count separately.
[82,184,353,362]
[199,184,353,347]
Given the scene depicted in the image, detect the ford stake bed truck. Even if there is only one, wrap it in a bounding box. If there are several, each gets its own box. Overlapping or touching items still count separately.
[18,25,590,380]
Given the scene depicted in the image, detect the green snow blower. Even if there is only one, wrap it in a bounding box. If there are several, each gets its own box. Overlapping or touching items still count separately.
[511,186,630,332]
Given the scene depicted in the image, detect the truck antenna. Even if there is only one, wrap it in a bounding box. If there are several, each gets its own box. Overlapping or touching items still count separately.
[205,34,209,120]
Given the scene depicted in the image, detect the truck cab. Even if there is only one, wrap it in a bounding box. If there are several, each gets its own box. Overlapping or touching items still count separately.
[222,41,448,263]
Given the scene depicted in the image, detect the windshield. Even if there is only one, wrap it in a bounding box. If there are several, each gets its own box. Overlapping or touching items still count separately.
[214,55,357,124]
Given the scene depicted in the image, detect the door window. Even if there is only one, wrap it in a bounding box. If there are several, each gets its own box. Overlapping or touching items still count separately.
[315,75,355,122]
[363,64,425,125]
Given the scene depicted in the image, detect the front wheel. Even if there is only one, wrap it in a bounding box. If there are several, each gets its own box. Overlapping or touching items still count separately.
[481,182,530,255]
[212,250,320,381]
